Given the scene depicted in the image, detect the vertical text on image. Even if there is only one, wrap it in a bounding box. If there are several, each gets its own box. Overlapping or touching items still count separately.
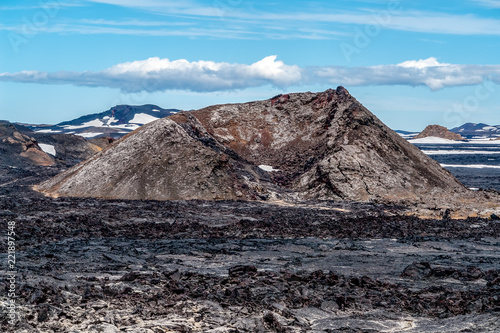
[6,220,17,326]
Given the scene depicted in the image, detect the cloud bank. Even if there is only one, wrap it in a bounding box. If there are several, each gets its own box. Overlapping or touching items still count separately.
[314,58,500,90]
[1,56,499,92]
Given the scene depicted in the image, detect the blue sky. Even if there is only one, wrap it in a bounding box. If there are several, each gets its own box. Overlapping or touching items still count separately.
[1,0,500,130]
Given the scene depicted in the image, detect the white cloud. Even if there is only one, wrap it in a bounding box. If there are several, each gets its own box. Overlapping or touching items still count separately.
[312,58,500,90]
[0,57,499,92]
[82,0,500,36]
[0,23,260,39]
[4,1,500,40]
[0,3,85,10]
[85,0,222,17]
[3,1,500,41]
[79,19,192,27]
[397,57,448,69]
[0,19,344,40]
[0,56,302,92]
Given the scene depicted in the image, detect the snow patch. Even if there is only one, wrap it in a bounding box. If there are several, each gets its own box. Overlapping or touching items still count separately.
[152,109,160,112]
[397,132,418,139]
[35,129,62,133]
[63,119,104,129]
[38,143,56,156]
[469,139,500,144]
[79,132,102,138]
[107,124,140,130]
[102,116,119,125]
[422,150,500,155]
[258,165,279,172]
[408,137,463,144]
[129,113,160,124]
[441,164,500,169]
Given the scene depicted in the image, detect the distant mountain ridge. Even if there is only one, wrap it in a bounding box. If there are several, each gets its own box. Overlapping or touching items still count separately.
[21,104,500,142]
[450,123,500,140]
[24,104,180,139]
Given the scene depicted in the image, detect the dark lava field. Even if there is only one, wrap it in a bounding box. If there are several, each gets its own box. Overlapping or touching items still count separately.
[1,165,500,332]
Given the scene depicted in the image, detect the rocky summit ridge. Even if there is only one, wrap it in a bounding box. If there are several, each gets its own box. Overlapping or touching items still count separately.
[35,87,499,215]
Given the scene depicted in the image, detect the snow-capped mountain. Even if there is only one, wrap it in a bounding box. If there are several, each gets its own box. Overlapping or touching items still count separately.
[450,123,500,140]
[26,105,180,139]
[396,123,500,141]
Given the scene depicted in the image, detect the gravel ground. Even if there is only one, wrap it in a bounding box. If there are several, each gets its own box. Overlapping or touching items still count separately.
[1,166,499,332]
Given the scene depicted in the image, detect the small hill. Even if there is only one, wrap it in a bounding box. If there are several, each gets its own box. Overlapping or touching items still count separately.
[36,87,471,205]
[413,125,465,141]
[35,116,274,200]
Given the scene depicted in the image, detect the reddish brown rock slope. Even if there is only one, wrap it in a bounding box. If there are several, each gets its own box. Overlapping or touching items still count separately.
[184,87,467,202]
